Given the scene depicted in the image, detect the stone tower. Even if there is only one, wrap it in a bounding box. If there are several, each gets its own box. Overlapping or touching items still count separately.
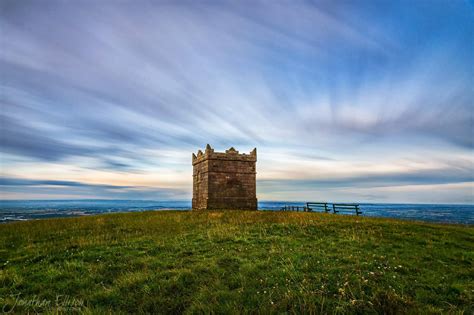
[192,145,257,210]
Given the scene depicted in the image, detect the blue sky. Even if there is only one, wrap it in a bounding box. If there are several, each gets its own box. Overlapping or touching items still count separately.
[1,0,473,203]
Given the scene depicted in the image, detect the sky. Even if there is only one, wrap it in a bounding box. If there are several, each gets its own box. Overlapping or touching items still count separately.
[0,0,473,203]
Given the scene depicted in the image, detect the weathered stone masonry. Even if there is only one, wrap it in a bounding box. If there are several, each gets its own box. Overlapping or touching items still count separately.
[192,145,257,210]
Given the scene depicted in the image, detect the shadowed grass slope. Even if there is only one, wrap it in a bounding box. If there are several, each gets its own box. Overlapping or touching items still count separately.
[0,211,473,314]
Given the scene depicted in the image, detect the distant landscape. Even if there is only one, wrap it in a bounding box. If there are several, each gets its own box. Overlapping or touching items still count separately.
[1,200,473,224]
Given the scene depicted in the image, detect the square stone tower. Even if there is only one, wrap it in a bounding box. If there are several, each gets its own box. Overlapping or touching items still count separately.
[192,145,257,210]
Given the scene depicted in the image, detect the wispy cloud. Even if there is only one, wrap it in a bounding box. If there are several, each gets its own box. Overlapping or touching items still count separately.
[259,165,473,191]
[0,177,187,200]
[0,0,473,202]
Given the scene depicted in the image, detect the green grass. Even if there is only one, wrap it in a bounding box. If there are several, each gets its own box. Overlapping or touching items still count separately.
[0,210,473,314]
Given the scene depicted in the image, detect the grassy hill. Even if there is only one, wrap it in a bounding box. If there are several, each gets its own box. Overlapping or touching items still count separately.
[1,210,473,314]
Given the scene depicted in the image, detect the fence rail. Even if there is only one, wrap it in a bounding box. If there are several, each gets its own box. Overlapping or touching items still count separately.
[280,202,362,216]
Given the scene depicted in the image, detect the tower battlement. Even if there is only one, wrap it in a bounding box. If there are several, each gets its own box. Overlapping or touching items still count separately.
[192,144,257,165]
[192,145,257,210]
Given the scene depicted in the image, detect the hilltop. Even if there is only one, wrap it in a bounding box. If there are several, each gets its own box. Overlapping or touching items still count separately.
[1,211,472,313]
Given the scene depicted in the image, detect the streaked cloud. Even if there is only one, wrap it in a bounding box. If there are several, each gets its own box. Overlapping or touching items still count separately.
[0,177,187,200]
[0,0,472,202]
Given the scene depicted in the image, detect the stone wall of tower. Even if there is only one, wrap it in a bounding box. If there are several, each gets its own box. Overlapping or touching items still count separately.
[192,145,257,210]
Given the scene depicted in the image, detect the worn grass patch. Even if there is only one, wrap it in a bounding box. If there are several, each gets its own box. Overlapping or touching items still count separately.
[0,211,473,314]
